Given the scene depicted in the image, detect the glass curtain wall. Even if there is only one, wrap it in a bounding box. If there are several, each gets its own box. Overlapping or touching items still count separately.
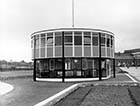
[35,58,112,78]
[33,30,114,79]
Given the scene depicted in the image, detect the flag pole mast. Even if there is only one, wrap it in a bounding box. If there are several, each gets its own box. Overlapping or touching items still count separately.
[72,0,74,27]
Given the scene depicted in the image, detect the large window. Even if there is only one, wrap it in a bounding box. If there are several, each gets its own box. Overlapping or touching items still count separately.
[107,37,110,47]
[82,59,88,70]
[84,32,91,45]
[35,35,39,49]
[55,32,62,46]
[92,32,99,46]
[92,36,98,46]
[101,34,106,46]
[49,59,55,71]
[47,33,53,46]
[64,32,72,45]
[55,59,62,70]
[72,59,81,70]
[65,36,72,45]
[55,36,62,46]
[74,32,82,45]
[74,36,82,45]
[41,34,45,47]
[111,36,113,48]
[65,59,71,70]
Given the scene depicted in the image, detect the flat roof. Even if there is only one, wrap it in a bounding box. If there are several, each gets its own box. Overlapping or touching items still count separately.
[31,28,114,36]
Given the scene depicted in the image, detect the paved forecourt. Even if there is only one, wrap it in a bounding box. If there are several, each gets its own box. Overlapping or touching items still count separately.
[34,73,139,106]
[0,69,139,106]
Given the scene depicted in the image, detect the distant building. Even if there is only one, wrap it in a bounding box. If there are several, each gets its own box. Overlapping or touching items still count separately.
[31,28,115,82]
[115,48,140,67]
[0,60,33,71]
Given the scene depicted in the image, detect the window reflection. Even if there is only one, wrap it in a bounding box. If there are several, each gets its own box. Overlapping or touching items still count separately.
[47,33,53,46]
[84,36,91,45]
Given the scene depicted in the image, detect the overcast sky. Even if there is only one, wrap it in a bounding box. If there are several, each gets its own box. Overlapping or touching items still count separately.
[0,0,140,62]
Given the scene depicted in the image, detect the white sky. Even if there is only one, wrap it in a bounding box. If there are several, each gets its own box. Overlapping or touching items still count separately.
[0,0,140,62]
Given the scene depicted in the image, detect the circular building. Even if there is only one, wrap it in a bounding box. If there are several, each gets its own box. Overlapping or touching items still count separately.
[31,28,115,82]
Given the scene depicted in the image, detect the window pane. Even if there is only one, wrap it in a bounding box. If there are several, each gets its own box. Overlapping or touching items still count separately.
[111,37,113,48]
[72,59,81,69]
[74,31,82,35]
[92,36,98,46]
[84,36,91,45]
[55,59,62,70]
[82,59,88,70]
[47,33,53,46]
[107,38,110,47]
[41,34,45,38]
[65,59,71,70]
[92,32,99,36]
[87,59,93,69]
[35,38,39,48]
[64,36,72,45]
[55,32,61,36]
[64,31,72,36]
[74,36,82,45]
[47,32,53,36]
[41,37,45,47]
[47,37,53,45]
[49,59,55,70]
[55,36,62,46]
[84,32,90,35]
[101,37,105,46]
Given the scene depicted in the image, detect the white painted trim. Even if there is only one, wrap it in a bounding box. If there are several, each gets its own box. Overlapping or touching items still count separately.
[36,75,111,82]
[125,73,138,83]
[34,84,79,106]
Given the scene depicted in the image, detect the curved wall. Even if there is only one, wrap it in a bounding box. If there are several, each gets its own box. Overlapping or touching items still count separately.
[31,28,114,59]
[31,28,115,81]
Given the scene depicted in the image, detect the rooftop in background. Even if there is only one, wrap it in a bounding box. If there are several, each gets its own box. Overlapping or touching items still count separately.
[124,48,140,54]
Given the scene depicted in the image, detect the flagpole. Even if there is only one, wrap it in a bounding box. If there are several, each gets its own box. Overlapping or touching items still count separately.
[72,0,74,27]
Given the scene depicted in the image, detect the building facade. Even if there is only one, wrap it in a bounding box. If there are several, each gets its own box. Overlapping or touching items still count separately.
[31,28,115,82]
[115,48,140,67]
